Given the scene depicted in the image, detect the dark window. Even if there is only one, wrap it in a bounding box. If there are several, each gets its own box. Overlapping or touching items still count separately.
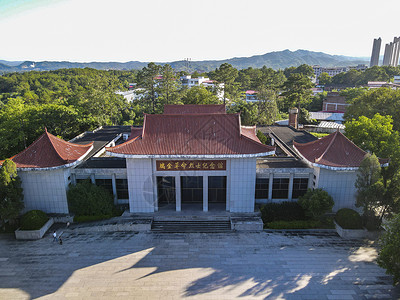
[208,176,226,203]
[255,178,269,199]
[292,178,309,198]
[181,176,203,203]
[96,179,113,195]
[157,176,176,207]
[272,178,289,199]
[116,179,129,199]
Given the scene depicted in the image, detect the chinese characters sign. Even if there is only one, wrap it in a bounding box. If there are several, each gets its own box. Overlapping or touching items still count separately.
[156,160,226,171]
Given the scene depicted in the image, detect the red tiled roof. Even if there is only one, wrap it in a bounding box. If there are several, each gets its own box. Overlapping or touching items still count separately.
[241,126,260,143]
[293,131,388,169]
[163,104,226,115]
[127,127,143,141]
[107,113,274,156]
[3,129,93,169]
[245,90,257,95]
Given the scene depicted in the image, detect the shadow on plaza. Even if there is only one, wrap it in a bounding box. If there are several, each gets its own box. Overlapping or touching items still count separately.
[1,231,399,299]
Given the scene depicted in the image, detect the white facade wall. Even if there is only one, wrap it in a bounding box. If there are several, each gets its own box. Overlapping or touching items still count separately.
[126,157,257,213]
[18,168,70,214]
[126,159,154,213]
[315,167,358,212]
[229,158,256,212]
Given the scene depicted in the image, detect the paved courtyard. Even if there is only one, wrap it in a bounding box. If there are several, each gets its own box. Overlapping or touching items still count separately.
[0,230,399,300]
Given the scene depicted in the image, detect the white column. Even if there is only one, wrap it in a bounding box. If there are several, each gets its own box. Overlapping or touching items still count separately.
[90,174,95,184]
[153,175,158,212]
[175,175,181,212]
[111,173,117,205]
[71,173,77,185]
[203,176,208,212]
[288,173,294,201]
[308,173,314,189]
[268,173,273,201]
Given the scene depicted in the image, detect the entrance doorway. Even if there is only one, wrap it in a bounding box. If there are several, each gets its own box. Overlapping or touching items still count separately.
[208,176,227,210]
[181,176,203,208]
[157,176,176,209]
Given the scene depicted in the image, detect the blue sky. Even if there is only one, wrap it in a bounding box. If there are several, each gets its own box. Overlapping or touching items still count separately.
[1,0,400,62]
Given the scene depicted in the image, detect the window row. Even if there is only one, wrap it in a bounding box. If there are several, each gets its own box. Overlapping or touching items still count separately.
[255,178,309,199]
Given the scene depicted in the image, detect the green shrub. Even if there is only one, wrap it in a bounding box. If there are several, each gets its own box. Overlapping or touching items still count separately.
[265,220,320,229]
[260,201,306,223]
[20,210,49,230]
[256,130,268,144]
[378,214,400,286]
[298,188,334,219]
[335,208,363,229]
[362,212,381,231]
[67,180,115,216]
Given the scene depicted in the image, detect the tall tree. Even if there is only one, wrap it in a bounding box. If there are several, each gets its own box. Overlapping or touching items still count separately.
[0,159,24,224]
[136,63,161,113]
[212,63,238,104]
[355,154,400,229]
[159,64,179,105]
[281,73,314,111]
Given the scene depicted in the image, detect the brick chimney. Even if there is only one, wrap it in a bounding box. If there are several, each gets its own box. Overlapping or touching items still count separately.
[288,108,299,129]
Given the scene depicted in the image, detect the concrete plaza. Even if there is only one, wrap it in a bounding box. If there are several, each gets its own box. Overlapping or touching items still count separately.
[0,230,399,300]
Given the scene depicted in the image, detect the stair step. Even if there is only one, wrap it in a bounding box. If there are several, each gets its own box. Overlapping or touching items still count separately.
[151,220,231,232]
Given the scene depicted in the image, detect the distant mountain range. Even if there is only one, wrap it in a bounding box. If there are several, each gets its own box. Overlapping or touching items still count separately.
[0,50,369,73]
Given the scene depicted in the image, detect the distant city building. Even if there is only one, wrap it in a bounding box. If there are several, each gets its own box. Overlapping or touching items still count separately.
[382,37,400,66]
[367,81,400,89]
[115,88,146,103]
[245,90,259,102]
[313,65,368,84]
[180,75,224,100]
[370,37,382,67]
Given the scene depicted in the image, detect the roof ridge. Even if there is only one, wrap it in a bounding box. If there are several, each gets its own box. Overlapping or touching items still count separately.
[315,131,338,163]
[45,131,68,163]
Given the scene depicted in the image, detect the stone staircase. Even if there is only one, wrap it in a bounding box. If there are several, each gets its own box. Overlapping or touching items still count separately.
[151,218,232,233]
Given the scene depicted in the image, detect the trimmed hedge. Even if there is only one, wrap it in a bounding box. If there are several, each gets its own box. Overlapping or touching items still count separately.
[260,202,306,223]
[67,180,115,216]
[335,208,363,229]
[20,210,49,230]
[265,220,320,229]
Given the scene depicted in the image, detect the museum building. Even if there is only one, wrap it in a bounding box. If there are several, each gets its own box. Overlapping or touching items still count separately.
[0,104,387,215]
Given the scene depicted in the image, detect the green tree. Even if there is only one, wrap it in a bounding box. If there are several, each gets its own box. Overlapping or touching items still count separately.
[317,72,331,86]
[256,130,268,144]
[0,159,24,224]
[180,85,220,105]
[211,63,238,104]
[355,154,400,229]
[345,88,400,132]
[281,73,314,111]
[298,188,334,220]
[345,114,400,160]
[158,64,179,105]
[136,62,161,113]
[377,213,400,285]
[228,100,258,125]
[284,64,314,78]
